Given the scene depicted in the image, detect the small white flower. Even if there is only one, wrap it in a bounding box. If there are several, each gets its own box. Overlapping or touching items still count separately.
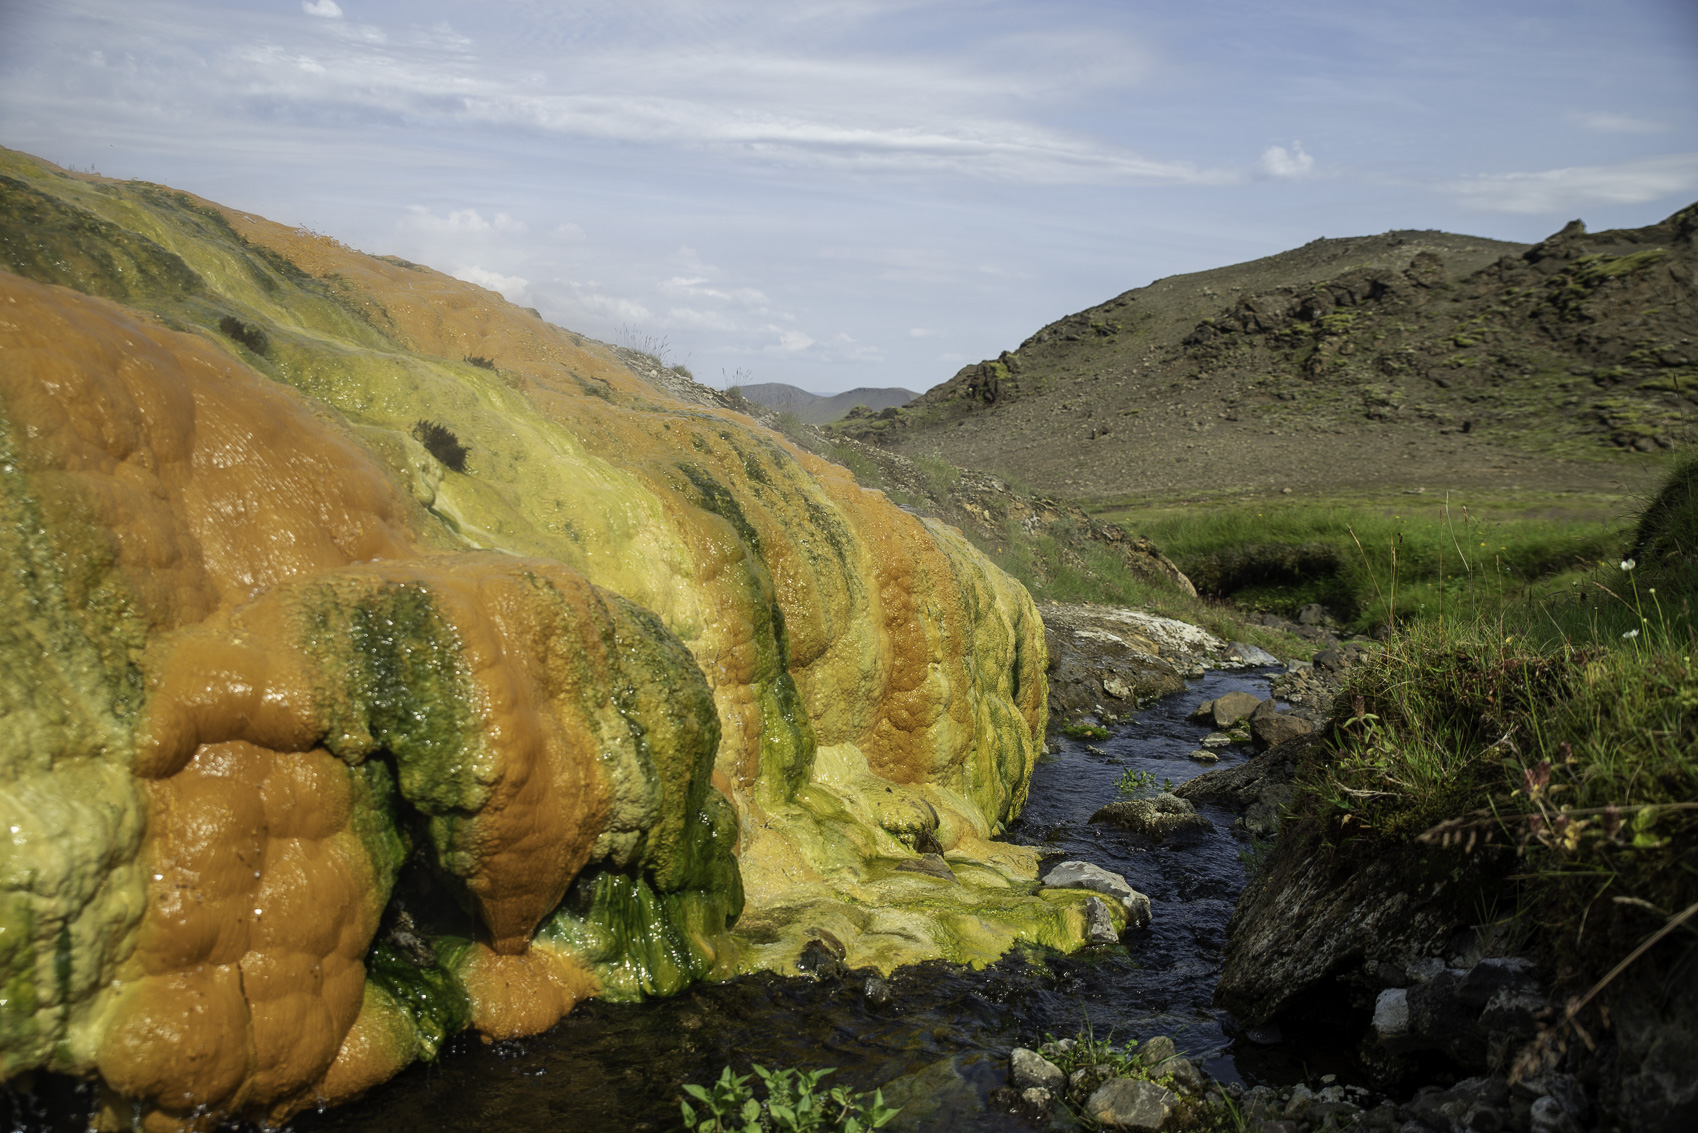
[1623,628,1640,639]
[1620,558,1637,571]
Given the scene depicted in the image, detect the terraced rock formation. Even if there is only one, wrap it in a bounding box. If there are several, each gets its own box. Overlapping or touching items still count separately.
[0,148,1104,1128]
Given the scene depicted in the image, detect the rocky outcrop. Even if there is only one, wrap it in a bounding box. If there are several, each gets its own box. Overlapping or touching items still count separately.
[0,149,1088,1127]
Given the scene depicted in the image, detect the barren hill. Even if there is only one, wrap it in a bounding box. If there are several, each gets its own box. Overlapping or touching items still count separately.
[735,382,918,423]
[841,211,1698,501]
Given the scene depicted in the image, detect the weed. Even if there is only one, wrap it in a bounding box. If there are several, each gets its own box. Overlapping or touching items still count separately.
[1114,768,1172,798]
[1063,722,1110,741]
[464,354,496,370]
[412,420,470,473]
[681,1064,899,1133]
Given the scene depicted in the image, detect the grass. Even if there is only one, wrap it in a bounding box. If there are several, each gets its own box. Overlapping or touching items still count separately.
[1270,455,1698,1040]
[1110,491,1634,632]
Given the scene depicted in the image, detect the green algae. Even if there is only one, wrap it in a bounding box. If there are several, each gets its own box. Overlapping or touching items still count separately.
[541,868,737,1001]
[362,941,472,1060]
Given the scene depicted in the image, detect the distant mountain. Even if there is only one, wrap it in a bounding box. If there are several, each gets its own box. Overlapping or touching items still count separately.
[735,382,917,424]
[838,208,1698,501]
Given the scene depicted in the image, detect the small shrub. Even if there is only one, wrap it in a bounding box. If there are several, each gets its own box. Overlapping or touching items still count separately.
[218,315,269,356]
[1062,722,1110,741]
[681,1064,899,1133]
[412,420,469,473]
[1114,768,1171,798]
[464,355,496,370]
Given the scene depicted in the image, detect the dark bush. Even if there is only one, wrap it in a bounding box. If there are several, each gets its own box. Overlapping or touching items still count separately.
[412,420,469,473]
[218,315,269,356]
[464,355,496,370]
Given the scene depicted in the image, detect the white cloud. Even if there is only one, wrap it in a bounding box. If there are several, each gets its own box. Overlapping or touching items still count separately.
[453,266,531,304]
[1448,154,1698,214]
[908,327,940,338]
[302,0,343,18]
[1261,142,1314,179]
[1568,110,1665,135]
[773,329,815,352]
[554,222,586,242]
[401,206,525,235]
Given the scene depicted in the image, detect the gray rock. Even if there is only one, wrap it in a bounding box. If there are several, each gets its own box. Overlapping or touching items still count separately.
[1250,710,1313,749]
[1211,690,1262,727]
[1299,602,1326,625]
[1227,641,1279,666]
[1457,957,1537,1006]
[1138,1036,1177,1064]
[1284,1083,1315,1120]
[1091,793,1213,840]
[1009,1047,1067,1093]
[1018,1086,1053,1119]
[1084,896,1120,944]
[1188,749,1219,762]
[1373,987,1410,1038]
[1188,698,1216,721]
[1202,731,1235,747]
[1084,1077,1176,1131]
[1103,675,1132,699]
[862,975,891,1008]
[1041,860,1153,928]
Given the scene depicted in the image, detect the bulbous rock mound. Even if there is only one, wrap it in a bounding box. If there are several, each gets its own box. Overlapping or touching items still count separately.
[0,149,1073,1128]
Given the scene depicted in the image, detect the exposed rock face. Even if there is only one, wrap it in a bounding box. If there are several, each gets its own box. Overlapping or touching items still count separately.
[0,149,1074,1127]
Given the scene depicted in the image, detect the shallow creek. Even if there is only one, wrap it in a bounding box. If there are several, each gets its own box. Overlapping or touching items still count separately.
[3,668,1314,1132]
[280,667,1319,1133]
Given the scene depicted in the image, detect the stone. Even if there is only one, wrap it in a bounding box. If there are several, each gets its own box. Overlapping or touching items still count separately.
[1091,794,1213,840]
[1009,1047,1067,1093]
[1284,1083,1316,1120]
[1373,987,1410,1039]
[1226,642,1279,666]
[1188,749,1219,762]
[1313,647,1347,672]
[1084,896,1120,944]
[1457,957,1537,1006]
[1211,690,1263,727]
[1202,731,1235,747]
[1041,860,1153,928]
[1103,675,1132,699]
[1250,711,1313,749]
[1085,1077,1176,1131]
[1138,1036,1177,1064]
[1299,603,1326,625]
[1018,1087,1053,1120]
[862,976,892,1009]
[1188,698,1216,721]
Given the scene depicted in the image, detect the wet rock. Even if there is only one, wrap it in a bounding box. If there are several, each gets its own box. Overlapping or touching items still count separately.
[1009,1047,1067,1093]
[1188,698,1216,721]
[1084,896,1121,944]
[796,932,847,980]
[1373,987,1410,1040]
[1403,1077,1509,1132]
[1202,731,1235,747]
[1210,690,1263,727]
[1091,793,1213,840]
[1188,749,1219,762]
[1250,707,1313,749]
[1040,860,1153,928]
[1085,1077,1176,1131]
[861,975,892,1008]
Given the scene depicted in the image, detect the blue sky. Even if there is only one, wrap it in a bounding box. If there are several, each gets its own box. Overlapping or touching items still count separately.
[2,1,1695,393]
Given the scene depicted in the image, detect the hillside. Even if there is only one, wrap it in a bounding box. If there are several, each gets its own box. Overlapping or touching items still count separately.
[839,211,1698,500]
[734,381,918,423]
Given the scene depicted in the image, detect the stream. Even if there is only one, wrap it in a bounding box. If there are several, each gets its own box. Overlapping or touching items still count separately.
[4,668,1315,1132]
[287,666,1309,1132]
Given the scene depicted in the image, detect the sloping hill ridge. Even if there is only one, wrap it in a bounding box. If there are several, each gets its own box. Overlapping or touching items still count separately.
[0,148,1092,1128]
[842,212,1697,500]
[736,381,918,423]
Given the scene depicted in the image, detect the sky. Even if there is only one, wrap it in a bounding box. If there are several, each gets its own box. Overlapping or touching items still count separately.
[2,1,1696,394]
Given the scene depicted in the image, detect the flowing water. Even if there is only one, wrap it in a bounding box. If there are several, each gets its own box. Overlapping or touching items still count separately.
[6,668,1318,1132]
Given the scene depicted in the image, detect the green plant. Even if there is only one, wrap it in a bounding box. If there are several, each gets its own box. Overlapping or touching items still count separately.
[1114,768,1172,798]
[681,1064,900,1133]
[464,354,496,370]
[1062,721,1110,740]
[412,419,470,473]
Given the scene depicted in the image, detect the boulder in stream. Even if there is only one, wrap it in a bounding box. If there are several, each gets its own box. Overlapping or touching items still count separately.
[1091,793,1213,840]
[1041,861,1153,928]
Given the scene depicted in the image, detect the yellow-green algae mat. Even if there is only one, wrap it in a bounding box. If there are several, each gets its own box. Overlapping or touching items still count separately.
[0,147,1115,1130]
